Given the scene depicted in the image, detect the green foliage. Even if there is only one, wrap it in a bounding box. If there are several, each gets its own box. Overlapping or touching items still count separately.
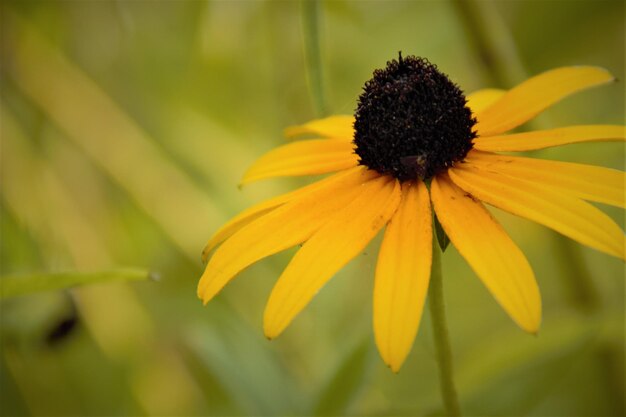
[434,213,451,252]
[183,315,299,416]
[0,0,623,416]
[0,268,152,299]
[312,338,374,416]
[456,314,604,415]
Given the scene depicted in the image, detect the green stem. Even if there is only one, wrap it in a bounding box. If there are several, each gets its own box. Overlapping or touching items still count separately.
[455,1,621,413]
[301,0,327,116]
[551,234,600,312]
[451,0,526,88]
[452,0,549,136]
[551,235,623,415]
[454,0,601,317]
[428,240,462,417]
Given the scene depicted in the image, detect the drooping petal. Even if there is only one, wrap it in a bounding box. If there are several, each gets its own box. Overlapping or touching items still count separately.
[449,165,625,259]
[474,125,626,152]
[465,151,626,208]
[264,176,401,339]
[198,167,379,303]
[373,181,432,372]
[241,139,358,184]
[202,203,281,262]
[431,174,541,333]
[466,88,506,116]
[202,168,367,260]
[283,115,355,140]
[476,67,615,136]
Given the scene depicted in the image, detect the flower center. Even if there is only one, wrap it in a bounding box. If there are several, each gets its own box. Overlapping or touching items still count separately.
[353,54,476,181]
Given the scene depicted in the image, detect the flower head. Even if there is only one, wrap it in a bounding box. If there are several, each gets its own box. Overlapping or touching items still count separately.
[198,55,625,372]
[354,53,476,180]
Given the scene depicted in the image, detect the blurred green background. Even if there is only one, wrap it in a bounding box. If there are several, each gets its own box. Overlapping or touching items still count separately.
[1,1,624,416]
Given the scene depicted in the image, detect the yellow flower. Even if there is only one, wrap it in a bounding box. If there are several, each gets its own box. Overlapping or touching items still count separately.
[198,55,625,372]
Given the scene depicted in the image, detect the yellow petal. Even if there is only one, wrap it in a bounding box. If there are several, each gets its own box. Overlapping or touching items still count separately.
[474,125,626,152]
[373,181,432,372]
[466,88,506,115]
[476,67,615,136]
[465,151,626,208]
[431,174,541,333]
[449,165,625,259]
[202,204,278,262]
[283,115,355,140]
[241,139,358,185]
[202,168,368,260]
[263,176,401,339]
[198,167,379,303]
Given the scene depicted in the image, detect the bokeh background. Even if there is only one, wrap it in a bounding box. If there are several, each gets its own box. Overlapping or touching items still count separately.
[1,1,624,416]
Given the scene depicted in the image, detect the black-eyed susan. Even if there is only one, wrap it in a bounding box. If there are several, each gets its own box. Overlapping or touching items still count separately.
[198,54,625,372]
